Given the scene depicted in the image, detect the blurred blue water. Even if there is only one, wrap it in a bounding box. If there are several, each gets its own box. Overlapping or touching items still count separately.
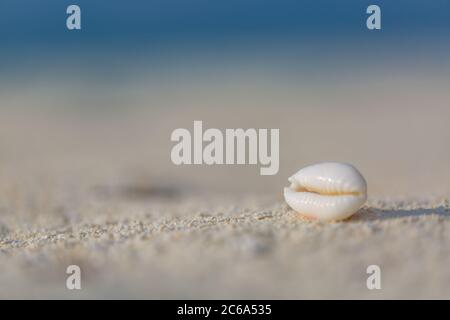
[1,1,449,50]
[0,0,449,75]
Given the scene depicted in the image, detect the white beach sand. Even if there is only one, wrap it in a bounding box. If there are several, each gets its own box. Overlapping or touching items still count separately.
[0,69,450,299]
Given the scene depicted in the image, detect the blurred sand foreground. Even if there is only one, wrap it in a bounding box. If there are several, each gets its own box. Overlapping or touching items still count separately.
[0,69,450,299]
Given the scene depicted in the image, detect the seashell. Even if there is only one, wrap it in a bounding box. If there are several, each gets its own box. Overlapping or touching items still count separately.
[284,162,367,221]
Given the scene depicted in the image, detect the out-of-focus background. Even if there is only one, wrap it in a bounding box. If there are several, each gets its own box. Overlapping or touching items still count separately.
[1,0,450,299]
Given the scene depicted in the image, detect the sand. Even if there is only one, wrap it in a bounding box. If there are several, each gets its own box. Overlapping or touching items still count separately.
[1,70,450,299]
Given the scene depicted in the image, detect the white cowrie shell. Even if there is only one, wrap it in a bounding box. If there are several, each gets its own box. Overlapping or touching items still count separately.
[284,162,367,221]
